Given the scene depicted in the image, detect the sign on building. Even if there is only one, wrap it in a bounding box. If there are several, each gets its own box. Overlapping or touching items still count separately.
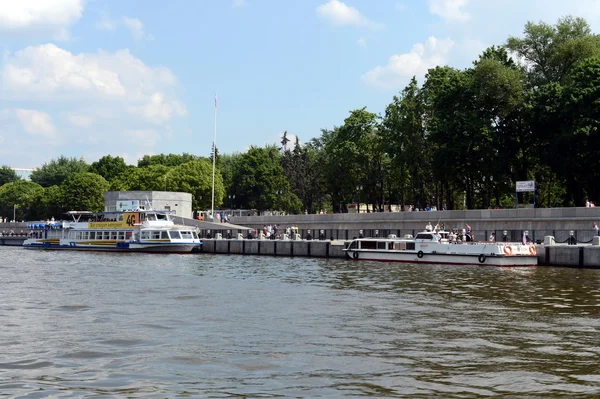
[116,200,140,211]
[516,181,536,192]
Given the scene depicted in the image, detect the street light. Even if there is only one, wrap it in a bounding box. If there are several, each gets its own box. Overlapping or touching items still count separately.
[164,175,167,191]
[356,185,363,213]
[13,204,17,222]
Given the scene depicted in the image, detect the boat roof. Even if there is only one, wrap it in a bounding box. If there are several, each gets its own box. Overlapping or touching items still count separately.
[65,209,172,215]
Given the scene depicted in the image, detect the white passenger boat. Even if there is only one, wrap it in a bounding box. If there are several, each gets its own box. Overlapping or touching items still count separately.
[23,210,201,253]
[344,231,537,266]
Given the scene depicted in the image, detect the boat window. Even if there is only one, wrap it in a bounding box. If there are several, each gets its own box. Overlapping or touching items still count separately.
[157,213,168,220]
[103,231,110,240]
[360,241,377,250]
[125,231,132,239]
[161,231,169,239]
[181,231,193,239]
[75,232,82,240]
[110,231,118,240]
[169,231,181,239]
[377,241,387,250]
[141,231,150,240]
[89,231,96,240]
[192,231,198,239]
[118,231,125,240]
[348,241,358,250]
[151,231,161,240]
[146,214,156,221]
[416,233,433,240]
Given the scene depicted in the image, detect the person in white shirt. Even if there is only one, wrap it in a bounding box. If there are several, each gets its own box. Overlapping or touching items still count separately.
[425,222,433,232]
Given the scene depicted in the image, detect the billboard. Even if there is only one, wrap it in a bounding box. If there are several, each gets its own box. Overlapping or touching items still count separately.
[516,181,536,192]
[116,200,140,211]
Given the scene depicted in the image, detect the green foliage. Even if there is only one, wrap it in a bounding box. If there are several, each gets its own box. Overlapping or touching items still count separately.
[30,186,65,221]
[0,180,44,221]
[60,173,109,212]
[137,153,200,168]
[30,156,89,188]
[168,159,223,210]
[505,16,600,85]
[0,166,20,186]
[114,164,172,191]
[89,155,129,182]
[232,145,289,212]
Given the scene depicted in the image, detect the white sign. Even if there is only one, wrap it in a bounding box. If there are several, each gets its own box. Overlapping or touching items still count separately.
[516,181,536,192]
[116,200,140,211]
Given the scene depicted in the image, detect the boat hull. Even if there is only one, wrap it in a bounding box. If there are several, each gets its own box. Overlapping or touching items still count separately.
[23,240,201,254]
[345,249,536,266]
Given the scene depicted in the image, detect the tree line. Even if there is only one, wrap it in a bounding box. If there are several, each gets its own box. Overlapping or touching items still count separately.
[2,16,600,220]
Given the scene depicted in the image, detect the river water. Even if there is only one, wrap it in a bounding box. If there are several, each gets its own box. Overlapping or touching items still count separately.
[1,247,600,398]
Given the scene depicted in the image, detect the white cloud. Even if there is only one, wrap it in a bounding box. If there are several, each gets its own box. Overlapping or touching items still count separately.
[232,0,248,8]
[67,113,93,127]
[122,17,154,41]
[0,0,83,39]
[429,0,470,22]
[129,93,187,125]
[13,109,56,138]
[0,44,185,124]
[362,36,454,89]
[125,129,160,148]
[357,37,367,47]
[316,0,382,29]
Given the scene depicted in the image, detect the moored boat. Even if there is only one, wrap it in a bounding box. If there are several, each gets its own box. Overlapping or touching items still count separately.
[23,209,201,253]
[344,231,537,266]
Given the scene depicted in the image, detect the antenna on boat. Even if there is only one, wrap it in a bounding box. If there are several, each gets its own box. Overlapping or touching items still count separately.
[211,93,217,219]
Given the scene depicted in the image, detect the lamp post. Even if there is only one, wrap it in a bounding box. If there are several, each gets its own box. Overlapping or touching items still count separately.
[276,190,282,213]
[164,175,167,191]
[356,185,363,213]
[13,204,16,222]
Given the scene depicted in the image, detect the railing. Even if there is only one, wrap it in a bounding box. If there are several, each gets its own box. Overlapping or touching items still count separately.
[194,228,598,244]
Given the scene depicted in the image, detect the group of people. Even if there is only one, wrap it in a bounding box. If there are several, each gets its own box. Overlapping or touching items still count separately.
[260,224,300,239]
[425,222,477,242]
[586,199,596,208]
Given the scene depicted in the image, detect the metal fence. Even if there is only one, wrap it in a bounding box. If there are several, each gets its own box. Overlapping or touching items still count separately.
[195,228,598,244]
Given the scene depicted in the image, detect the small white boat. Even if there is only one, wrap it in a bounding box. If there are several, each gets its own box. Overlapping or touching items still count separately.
[23,209,201,253]
[344,231,537,266]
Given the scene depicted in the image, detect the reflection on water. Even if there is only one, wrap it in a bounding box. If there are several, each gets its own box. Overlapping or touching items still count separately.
[1,247,599,398]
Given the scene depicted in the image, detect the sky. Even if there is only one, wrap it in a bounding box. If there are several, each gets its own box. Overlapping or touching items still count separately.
[1,0,600,169]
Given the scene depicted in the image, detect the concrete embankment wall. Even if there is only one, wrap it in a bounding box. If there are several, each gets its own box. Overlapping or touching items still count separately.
[231,207,600,234]
[201,239,347,259]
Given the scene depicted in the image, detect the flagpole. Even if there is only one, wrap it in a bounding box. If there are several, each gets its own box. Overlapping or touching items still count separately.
[211,94,217,219]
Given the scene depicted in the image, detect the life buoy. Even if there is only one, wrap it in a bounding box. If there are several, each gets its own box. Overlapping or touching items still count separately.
[503,245,513,256]
[478,254,486,264]
[529,245,537,255]
[353,251,359,259]
[417,250,424,258]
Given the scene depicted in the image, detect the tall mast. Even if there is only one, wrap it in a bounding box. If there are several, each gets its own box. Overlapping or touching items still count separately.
[211,94,217,218]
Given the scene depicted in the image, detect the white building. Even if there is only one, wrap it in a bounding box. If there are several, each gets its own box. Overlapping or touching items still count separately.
[104,191,193,219]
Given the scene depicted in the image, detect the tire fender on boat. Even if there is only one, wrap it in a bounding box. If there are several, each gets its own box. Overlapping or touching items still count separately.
[353,251,359,260]
[417,250,424,258]
[478,254,486,264]
[503,245,513,256]
[529,245,537,255]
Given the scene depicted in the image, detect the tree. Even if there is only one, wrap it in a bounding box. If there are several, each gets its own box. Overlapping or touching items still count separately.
[89,155,129,182]
[0,166,20,186]
[168,159,224,211]
[281,130,290,151]
[30,185,65,221]
[137,153,199,168]
[382,77,430,210]
[61,173,109,212]
[30,156,89,188]
[506,16,600,86]
[113,164,172,191]
[0,180,44,221]
[232,145,291,212]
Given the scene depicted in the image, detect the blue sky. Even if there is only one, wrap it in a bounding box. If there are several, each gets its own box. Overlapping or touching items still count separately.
[1,0,600,169]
